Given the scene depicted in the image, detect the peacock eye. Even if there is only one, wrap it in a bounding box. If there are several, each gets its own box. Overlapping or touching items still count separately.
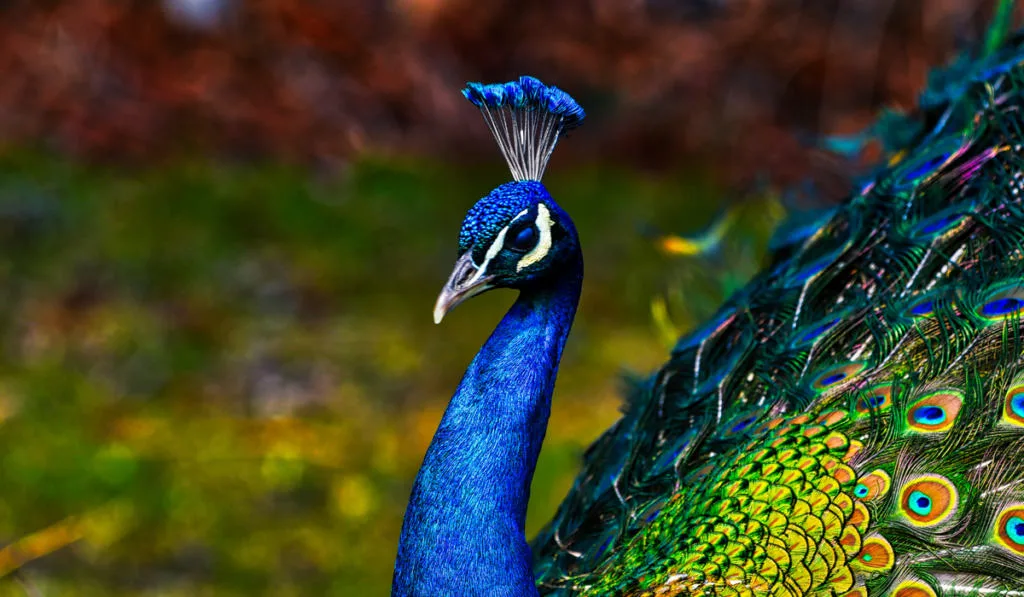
[507,224,538,252]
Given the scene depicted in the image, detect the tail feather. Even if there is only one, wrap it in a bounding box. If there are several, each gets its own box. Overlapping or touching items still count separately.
[534,8,1024,596]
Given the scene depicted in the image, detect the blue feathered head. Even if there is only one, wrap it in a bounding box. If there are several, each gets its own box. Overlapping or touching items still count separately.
[433,76,586,323]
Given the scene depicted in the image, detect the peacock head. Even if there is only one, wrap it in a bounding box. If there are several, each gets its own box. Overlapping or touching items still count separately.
[434,76,585,324]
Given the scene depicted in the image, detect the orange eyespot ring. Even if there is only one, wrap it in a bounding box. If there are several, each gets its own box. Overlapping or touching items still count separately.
[994,505,1024,555]
[811,362,866,393]
[898,475,957,527]
[906,391,962,433]
[891,580,937,597]
[852,469,891,501]
[1004,384,1024,427]
[853,383,893,417]
[850,535,893,573]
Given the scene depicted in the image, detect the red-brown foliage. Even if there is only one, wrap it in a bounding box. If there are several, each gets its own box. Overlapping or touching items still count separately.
[0,0,1011,187]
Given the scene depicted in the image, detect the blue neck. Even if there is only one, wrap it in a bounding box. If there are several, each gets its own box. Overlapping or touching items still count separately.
[392,265,582,597]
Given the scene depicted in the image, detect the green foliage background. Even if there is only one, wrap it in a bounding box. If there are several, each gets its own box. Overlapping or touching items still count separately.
[0,152,780,595]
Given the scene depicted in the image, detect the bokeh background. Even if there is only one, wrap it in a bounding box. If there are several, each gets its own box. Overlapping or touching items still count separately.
[0,1,1015,595]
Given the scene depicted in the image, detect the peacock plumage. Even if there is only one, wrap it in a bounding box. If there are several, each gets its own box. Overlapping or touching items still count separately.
[395,5,1024,596]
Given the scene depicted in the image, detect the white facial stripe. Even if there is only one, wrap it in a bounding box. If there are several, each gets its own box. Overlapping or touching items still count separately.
[470,208,530,281]
[509,208,531,225]
[517,203,554,272]
[469,225,510,284]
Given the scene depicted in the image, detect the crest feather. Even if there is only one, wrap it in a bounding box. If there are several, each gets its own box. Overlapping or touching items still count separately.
[462,75,585,182]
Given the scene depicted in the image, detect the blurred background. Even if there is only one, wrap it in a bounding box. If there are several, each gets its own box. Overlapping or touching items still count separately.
[0,1,1015,595]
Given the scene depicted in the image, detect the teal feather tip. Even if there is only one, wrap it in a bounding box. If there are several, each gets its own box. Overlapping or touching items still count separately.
[462,75,585,182]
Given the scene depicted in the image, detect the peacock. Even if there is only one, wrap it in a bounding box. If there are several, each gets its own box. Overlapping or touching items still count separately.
[393,5,1024,596]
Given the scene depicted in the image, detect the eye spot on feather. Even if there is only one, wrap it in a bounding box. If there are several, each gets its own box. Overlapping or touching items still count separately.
[982,298,1024,317]
[811,362,866,393]
[850,535,893,573]
[917,213,962,235]
[730,416,757,434]
[899,290,947,320]
[976,285,1024,321]
[673,311,735,353]
[1002,385,1024,427]
[906,391,962,433]
[779,211,858,288]
[567,520,616,566]
[783,256,832,286]
[901,152,954,182]
[650,428,697,475]
[684,461,716,484]
[821,373,846,386]
[853,383,893,418]
[891,580,937,597]
[791,316,841,347]
[898,475,957,527]
[719,411,762,440]
[909,300,934,316]
[852,469,890,501]
[893,134,968,191]
[906,209,970,242]
[905,298,935,318]
[914,406,943,424]
[994,505,1024,554]
[639,498,667,524]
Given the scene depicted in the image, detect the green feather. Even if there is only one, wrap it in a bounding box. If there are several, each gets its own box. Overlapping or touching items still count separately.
[532,5,1024,596]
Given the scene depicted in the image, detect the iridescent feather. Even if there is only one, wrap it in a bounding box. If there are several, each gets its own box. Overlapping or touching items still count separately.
[530,8,1024,596]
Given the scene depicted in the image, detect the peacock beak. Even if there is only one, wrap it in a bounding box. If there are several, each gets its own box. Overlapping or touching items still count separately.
[433,252,495,324]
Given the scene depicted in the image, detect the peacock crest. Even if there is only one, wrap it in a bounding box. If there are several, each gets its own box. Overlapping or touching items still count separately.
[462,75,585,182]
